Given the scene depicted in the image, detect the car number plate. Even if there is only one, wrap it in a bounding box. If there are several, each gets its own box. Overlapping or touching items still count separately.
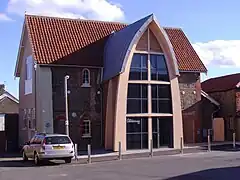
[53,146,64,150]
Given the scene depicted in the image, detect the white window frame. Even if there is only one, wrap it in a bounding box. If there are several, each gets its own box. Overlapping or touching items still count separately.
[25,55,33,95]
[0,114,5,131]
[82,120,91,138]
[26,57,33,80]
[22,108,27,130]
[30,108,36,130]
[81,68,91,87]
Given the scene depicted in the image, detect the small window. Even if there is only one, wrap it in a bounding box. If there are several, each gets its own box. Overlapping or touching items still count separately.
[81,68,91,87]
[31,108,36,130]
[82,120,91,138]
[25,56,33,94]
[26,56,33,80]
[23,109,27,129]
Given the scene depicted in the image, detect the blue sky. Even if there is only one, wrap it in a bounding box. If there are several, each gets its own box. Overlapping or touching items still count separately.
[1,0,240,98]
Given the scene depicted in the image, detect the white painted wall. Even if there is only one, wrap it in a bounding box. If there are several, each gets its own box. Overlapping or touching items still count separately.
[36,65,53,133]
[0,114,5,131]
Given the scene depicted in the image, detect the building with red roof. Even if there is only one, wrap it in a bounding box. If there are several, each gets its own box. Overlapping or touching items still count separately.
[14,14,209,151]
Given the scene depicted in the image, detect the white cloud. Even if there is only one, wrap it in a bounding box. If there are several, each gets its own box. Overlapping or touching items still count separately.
[193,40,240,67]
[0,13,13,21]
[5,0,124,21]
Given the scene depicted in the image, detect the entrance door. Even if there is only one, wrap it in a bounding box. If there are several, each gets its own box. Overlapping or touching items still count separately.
[152,117,173,148]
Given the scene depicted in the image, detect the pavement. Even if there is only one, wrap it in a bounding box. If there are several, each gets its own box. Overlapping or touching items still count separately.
[1,146,240,179]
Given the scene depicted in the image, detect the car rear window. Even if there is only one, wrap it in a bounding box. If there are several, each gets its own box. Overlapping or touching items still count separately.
[45,136,71,145]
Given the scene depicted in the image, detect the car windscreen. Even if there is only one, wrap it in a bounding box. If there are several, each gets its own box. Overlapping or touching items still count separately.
[45,136,71,145]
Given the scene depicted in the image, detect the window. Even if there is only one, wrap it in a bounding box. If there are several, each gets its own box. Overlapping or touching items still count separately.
[129,54,148,80]
[150,54,169,81]
[0,114,5,131]
[34,135,44,144]
[27,108,32,129]
[151,84,172,113]
[127,84,148,113]
[25,56,33,94]
[30,136,36,144]
[82,69,91,87]
[45,136,71,144]
[31,108,36,130]
[126,117,148,149]
[82,120,91,137]
[26,56,33,80]
[23,109,27,129]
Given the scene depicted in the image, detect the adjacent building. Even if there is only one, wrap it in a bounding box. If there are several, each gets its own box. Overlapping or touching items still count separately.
[14,14,207,151]
[0,84,19,153]
[202,73,240,141]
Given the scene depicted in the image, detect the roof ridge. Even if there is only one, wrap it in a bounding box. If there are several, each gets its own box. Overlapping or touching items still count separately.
[25,13,127,25]
[25,14,184,31]
[163,27,183,30]
[204,72,240,82]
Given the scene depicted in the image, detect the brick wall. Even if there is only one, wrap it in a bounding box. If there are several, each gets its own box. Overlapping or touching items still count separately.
[208,90,236,117]
[51,67,103,150]
[179,72,202,143]
[201,97,218,142]
[178,72,201,110]
[208,89,236,140]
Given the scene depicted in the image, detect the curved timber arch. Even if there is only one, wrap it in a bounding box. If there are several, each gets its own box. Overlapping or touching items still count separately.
[120,14,179,78]
[104,14,183,151]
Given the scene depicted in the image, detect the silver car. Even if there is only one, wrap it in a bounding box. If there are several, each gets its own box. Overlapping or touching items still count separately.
[22,133,75,165]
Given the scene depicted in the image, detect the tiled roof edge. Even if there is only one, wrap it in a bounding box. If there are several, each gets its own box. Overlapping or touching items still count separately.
[25,14,184,30]
[25,13,128,25]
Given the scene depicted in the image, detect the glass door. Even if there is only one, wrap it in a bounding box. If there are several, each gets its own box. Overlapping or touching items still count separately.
[152,117,173,148]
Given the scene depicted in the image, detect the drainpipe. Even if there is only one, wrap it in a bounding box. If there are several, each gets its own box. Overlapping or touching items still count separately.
[100,67,104,147]
[34,62,37,133]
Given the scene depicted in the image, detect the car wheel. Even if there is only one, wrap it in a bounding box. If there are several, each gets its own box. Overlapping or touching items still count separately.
[65,158,72,164]
[34,152,40,166]
[22,151,28,162]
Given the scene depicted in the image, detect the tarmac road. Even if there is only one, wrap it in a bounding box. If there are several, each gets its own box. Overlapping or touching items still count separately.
[1,151,240,180]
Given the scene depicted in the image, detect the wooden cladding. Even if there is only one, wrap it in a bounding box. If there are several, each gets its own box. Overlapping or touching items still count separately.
[136,28,163,53]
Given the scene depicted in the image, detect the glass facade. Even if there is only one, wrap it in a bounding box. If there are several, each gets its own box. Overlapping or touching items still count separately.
[152,117,173,148]
[129,54,148,80]
[151,84,172,113]
[150,54,169,81]
[126,117,148,149]
[127,84,148,114]
[126,49,173,150]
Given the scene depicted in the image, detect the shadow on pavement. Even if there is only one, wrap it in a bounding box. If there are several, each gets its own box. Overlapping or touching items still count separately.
[201,144,240,152]
[166,166,240,180]
[0,152,21,158]
[0,160,62,167]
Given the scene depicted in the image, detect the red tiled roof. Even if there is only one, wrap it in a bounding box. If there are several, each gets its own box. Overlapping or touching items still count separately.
[25,15,126,66]
[202,73,240,93]
[164,28,207,72]
[25,15,207,72]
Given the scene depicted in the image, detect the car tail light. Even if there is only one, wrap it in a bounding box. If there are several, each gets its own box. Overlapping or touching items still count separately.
[43,138,46,145]
[42,138,46,150]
